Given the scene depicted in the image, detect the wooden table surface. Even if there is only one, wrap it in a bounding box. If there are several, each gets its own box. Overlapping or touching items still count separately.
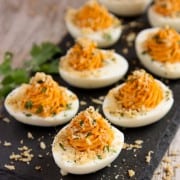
[0,0,179,179]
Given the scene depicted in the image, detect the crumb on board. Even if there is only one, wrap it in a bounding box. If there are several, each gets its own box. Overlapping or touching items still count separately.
[40,141,46,150]
[122,48,128,55]
[35,165,42,171]
[114,174,120,179]
[128,169,135,177]
[4,164,15,171]
[123,140,143,150]
[20,140,23,144]
[3,141,12,147]
[38,154,43,158]
[80,100,87,106]
[27,132,34,139]
[91,98,103,105]
[126,32,136,43]
[9,146,34,164]
[163,164,174,180]
[145,150,154,164]
[2,117,10,123]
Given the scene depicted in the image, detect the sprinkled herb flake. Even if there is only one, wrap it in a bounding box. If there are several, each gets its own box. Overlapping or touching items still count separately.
[142,51,147,55]
[103,33,112,41]
[24,100,33,109]
[86,132,92,138]
[79,120,84,126]
[41,87,47,93]
[36,105,43,114]
[59,143,66,151]
[66,103,72,110]
[97,155,102,159]
[25,113,32,117]
[104,145,110,152]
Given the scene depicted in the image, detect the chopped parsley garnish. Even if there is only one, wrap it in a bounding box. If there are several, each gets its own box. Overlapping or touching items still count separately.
[97,155,102,159]
[103,33,112,41]
[25,113,32,117]
[36,105,43,114]
[79,120,84,126]
[41,87,47,93]
[86,132,92,138]
[25,100,33,109]
[59,143,66,151]
[66,103,72,110]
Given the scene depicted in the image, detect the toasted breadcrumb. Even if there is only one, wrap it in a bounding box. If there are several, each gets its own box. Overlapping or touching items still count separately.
[128,169,135,177]
[145,151,154,163]
[3,141,12,147]
[27,132,34,139]
[40,141,46,150]
[4,164,15,170]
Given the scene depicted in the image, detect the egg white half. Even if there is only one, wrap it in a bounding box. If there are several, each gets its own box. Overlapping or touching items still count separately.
[52,125,124,175]
[59,51,128,89]
[65,9,122,47]
[103,80,174,128]
[135,28,180,79]
[4,86,79,127]
[99,0,153,16]
[148,6,180,32]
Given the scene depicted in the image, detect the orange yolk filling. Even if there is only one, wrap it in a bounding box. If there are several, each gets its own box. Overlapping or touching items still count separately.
[65,107,114,152]
[74,1,115,31]
[145,27,180,63]
[20,73,69,117]
[67,38,104,71]
[115,70,163,111]
[154,0,180,17]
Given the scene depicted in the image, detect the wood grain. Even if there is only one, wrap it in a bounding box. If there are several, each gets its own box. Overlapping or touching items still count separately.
[0,0,179,179]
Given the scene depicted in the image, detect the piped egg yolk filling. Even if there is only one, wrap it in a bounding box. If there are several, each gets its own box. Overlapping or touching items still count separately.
[65,107,114,152]
[67,38,104,71]
[144,27,180,63]
[19,72,69,117]
[154,0,180,17]
[115,70,163,111]
[73,0,116,31]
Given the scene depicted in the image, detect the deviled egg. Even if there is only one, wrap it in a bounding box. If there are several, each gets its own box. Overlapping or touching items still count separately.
[103,69,174,128]
[5,72,79,126]
[135,27,180,79]
[99,0,153,16]
[52,106,124,175]
[65,0,122,47]
[148,0,180,32]
[59,38,128,88]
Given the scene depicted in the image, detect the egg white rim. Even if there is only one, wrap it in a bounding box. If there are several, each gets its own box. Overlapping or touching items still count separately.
[52,125,124,175]
[65,9,122,47]
[4,86,79,127]
[135,27,180,79]
[148,6,180,32]
[99,0,153,16]
[59,51,128,89]
[103,80,174,128]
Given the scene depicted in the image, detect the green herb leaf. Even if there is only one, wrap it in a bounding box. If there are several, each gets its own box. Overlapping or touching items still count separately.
[97,155,102,159]
[59,143,66,151]
[36,105,43,114]
[25,101,33,109]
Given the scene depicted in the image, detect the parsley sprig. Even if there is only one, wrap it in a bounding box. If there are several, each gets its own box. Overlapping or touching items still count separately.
[0,42,61,101]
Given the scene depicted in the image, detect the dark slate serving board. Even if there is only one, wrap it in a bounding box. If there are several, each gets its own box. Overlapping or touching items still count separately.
[0,14,180,180]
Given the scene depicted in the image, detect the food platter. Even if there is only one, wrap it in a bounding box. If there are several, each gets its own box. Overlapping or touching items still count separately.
[0,13,180,180]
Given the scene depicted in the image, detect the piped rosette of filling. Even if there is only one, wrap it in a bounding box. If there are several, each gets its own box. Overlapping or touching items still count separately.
[52,106,124,175]
[103,69,174,127]
[5,72,79,126]
[135,27,180,78]
[59,38,128,88]
[65,0,122,47]
[148,0,180,32]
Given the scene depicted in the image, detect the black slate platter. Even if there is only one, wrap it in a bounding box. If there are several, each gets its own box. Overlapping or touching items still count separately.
[0,13,180,180]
